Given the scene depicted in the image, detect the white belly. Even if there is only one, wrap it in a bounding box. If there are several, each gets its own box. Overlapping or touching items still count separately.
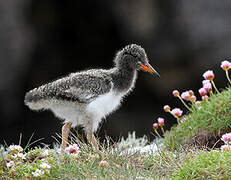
[86,90,123,120]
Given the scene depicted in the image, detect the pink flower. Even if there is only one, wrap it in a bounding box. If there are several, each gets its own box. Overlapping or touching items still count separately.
[172,90,179,97]
[188,90,194,96]
[202,80,210,86]
[163,105,171,112]
[157,117,165,126]
[152,123,158,130]
[202,95,209,101]
[221,133,231,142]
[195,101,201,105]
[171,108,183,117]
[221,145,231,152]
[203,70,214,80]
[181,91,191,101]
[203,83,212,92]
[190,95,196,102]
[221,60,231,71]
[64,144,80,155]
[198,88,207,96]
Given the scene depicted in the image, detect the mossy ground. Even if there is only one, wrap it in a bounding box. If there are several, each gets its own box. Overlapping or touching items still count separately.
[1,142,231,179]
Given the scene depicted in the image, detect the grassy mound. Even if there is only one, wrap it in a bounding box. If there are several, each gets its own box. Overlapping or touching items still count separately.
[164,87,231,150]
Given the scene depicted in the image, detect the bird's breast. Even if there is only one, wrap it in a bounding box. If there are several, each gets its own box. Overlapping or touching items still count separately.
[86,90,123,119]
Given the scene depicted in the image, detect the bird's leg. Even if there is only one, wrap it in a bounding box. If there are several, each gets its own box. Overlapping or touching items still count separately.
[61,122,72,151]
[86,132,98,150]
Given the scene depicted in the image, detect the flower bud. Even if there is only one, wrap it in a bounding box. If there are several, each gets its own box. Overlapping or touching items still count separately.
[163,105,171,112]
[172,90,179,97]
[195,101,201,105]
[202,95,209,101]
[157,117,165,126]
[190,95,196,102]
[188,90,194,96]
[152,123,158,130]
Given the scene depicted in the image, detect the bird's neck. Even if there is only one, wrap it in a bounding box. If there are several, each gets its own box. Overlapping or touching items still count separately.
[111,66,137,93]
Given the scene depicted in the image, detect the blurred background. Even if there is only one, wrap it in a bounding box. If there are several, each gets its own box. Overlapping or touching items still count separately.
[1,0,231,147]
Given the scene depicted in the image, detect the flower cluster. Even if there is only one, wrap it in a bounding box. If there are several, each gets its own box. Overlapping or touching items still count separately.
[5,145,53,178]
[154,60,231,135]
[7,145,26,161]
[32,169,45,177]
[221,133,231,152]
[8,145,23,154]
[198,79,212,101]
[172,90,192,111]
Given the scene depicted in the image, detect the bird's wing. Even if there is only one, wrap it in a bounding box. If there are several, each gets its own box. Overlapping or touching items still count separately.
[51,72,113,103]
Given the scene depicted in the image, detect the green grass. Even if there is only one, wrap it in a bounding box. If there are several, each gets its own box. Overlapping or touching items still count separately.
[164,87,231,150]
[171,150,231,180]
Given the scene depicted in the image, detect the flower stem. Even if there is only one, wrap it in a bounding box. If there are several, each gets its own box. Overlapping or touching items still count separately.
[176,117,180,124]
[209,90,213,96]
[190,101,197,111]
[225,70,231,85]
[211,80,219,93]
[154,129,161,138]
[169,112,181,124]
[160,126,165,135]
[177,96,191,111]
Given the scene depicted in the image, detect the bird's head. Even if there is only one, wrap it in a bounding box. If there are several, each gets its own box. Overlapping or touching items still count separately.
[114,44,160,77]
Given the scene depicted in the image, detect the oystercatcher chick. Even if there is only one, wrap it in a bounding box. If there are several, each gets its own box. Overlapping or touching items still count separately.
[24,44,160,150]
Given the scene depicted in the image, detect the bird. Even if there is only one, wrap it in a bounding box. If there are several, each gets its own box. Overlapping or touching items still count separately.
[24,44,160,150]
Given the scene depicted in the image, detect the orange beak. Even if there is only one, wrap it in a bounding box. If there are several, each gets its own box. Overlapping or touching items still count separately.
[139,62,160,77]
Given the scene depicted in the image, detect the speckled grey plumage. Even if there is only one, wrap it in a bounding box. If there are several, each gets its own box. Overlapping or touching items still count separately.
[24,44,151,133]
[25,70,113,104]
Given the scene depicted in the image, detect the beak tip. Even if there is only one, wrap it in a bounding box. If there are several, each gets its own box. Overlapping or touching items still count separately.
[154,71,160,78]
[139,62,160,77]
